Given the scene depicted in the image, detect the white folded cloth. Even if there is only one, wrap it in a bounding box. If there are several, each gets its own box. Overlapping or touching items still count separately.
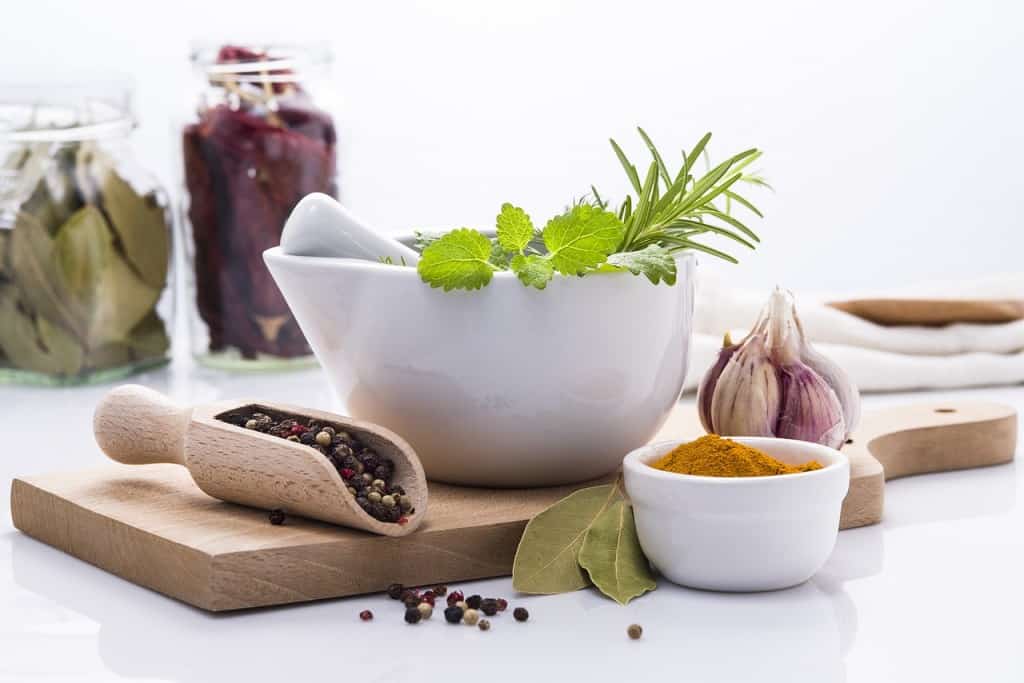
[684,273,1024,393]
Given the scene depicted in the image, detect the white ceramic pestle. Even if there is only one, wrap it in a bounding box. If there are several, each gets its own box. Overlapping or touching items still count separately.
[280,193,421,265]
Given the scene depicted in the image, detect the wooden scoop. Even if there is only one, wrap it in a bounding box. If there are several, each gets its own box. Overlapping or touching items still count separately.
[92,385,428,537]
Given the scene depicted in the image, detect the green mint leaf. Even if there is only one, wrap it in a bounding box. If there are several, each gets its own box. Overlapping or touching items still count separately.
[489,240,515,269]
[495,203,535,253]
[511,254,554,289]
[606,245,677,285]
[417,228,495,291]
[542,205,624,275]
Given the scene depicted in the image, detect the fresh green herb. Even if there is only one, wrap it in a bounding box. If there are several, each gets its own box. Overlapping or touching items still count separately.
[510,254,554,290]
[414,130,766,291]
[495,202,534,253]
[417,228,497,291]
[607,128,768,263]
[605,245,677,285]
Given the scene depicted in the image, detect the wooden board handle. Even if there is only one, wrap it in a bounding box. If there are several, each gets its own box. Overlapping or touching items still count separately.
[94,385,192,466]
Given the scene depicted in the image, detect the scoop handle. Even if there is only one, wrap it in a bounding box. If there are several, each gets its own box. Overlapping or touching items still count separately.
[93,385,191,466]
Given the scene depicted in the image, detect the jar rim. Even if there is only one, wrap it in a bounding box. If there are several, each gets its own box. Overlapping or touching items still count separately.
[190,41,332,83]
[0,81,134,143]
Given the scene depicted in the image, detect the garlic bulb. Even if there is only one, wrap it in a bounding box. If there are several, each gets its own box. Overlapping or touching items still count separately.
[697,287,860,449]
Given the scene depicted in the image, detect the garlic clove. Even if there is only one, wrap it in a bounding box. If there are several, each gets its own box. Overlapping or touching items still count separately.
[697,332,737,434]
[775,363,846,449]
[709,333,780,438]
[792,307,861,438]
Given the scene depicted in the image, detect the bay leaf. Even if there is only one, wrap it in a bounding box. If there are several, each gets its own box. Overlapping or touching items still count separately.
[9,210,86,340]
[0,230,10,276]
[125,311,170,359]
[50,205,159,348]
[84,342,134,370]
[54,205,111,298]
[83,314,168,369]
[3,143,79,236]
[0,285,83,375]
[84,252,160,348]
[36,314,85,375]
[578,501,657,605]
[512,481,624,594]
[100,169,170,290]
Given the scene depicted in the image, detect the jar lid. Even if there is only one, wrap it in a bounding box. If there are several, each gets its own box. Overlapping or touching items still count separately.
[0,80,135,143]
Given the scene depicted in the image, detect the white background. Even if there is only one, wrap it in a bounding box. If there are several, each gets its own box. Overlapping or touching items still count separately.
[2,5,1024,680]
[3,0,1021,291]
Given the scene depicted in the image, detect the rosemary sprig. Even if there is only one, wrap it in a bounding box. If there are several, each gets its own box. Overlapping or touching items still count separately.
[598,129,769,263]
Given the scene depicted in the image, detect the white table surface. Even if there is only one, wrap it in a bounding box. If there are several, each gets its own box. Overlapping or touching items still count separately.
[1,361,1021,683]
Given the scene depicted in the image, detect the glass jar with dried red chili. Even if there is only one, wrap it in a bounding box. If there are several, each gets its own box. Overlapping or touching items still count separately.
[180,42,339,368]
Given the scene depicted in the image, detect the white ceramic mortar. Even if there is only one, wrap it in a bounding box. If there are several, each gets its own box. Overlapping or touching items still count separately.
[264,246,695,487]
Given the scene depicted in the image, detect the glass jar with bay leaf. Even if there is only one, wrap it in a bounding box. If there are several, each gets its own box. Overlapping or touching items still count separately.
[0,83,173,385]
[180,42,340,369]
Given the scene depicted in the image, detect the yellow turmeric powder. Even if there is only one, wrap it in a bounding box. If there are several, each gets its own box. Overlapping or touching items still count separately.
[651,434,822,477]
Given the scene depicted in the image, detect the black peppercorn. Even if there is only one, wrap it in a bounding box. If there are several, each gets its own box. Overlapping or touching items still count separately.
[403,594,421,608]
[478,619,491,631]
[481,599,498,616]
[444,606,464,624]
[359,610,373,621]
[268,508,286,525]
[627,624,643,640]
[386,583,404,600]
[215,410,413,525]
[513,607,529,622]
[404,607,422,624]
[432,585,448,597]
[466,594,482,609]
[361,452,380,472]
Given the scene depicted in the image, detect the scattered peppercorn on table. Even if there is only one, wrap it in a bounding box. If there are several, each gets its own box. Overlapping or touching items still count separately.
[1,369,1022,682]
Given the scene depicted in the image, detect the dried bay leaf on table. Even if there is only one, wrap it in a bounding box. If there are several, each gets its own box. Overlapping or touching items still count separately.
[578,501,656,604]
[512,482,625,594]
[100,169,170,290]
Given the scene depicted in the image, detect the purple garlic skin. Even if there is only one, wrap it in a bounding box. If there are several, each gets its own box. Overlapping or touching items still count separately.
[697,334,737,433]
[775,363,846,449]
[696,287,860,449]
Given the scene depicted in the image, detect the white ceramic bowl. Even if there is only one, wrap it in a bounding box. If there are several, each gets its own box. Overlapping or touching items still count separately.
[623,437,850,592]
[264,246,695,487]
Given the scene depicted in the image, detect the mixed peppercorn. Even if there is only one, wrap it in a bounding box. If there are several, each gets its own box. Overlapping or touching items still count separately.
[371,583,526,631]
[218,408,414,524]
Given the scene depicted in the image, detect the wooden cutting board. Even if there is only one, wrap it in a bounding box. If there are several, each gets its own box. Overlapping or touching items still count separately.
[827,298,1024,326]
[10,401,1016,611]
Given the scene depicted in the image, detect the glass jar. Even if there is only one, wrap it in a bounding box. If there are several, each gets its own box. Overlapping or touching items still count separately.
[0,82,174,385]
[180,42,339,369]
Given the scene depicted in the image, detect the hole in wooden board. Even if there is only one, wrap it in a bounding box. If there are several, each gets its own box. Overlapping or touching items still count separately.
[935,408,957,413]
